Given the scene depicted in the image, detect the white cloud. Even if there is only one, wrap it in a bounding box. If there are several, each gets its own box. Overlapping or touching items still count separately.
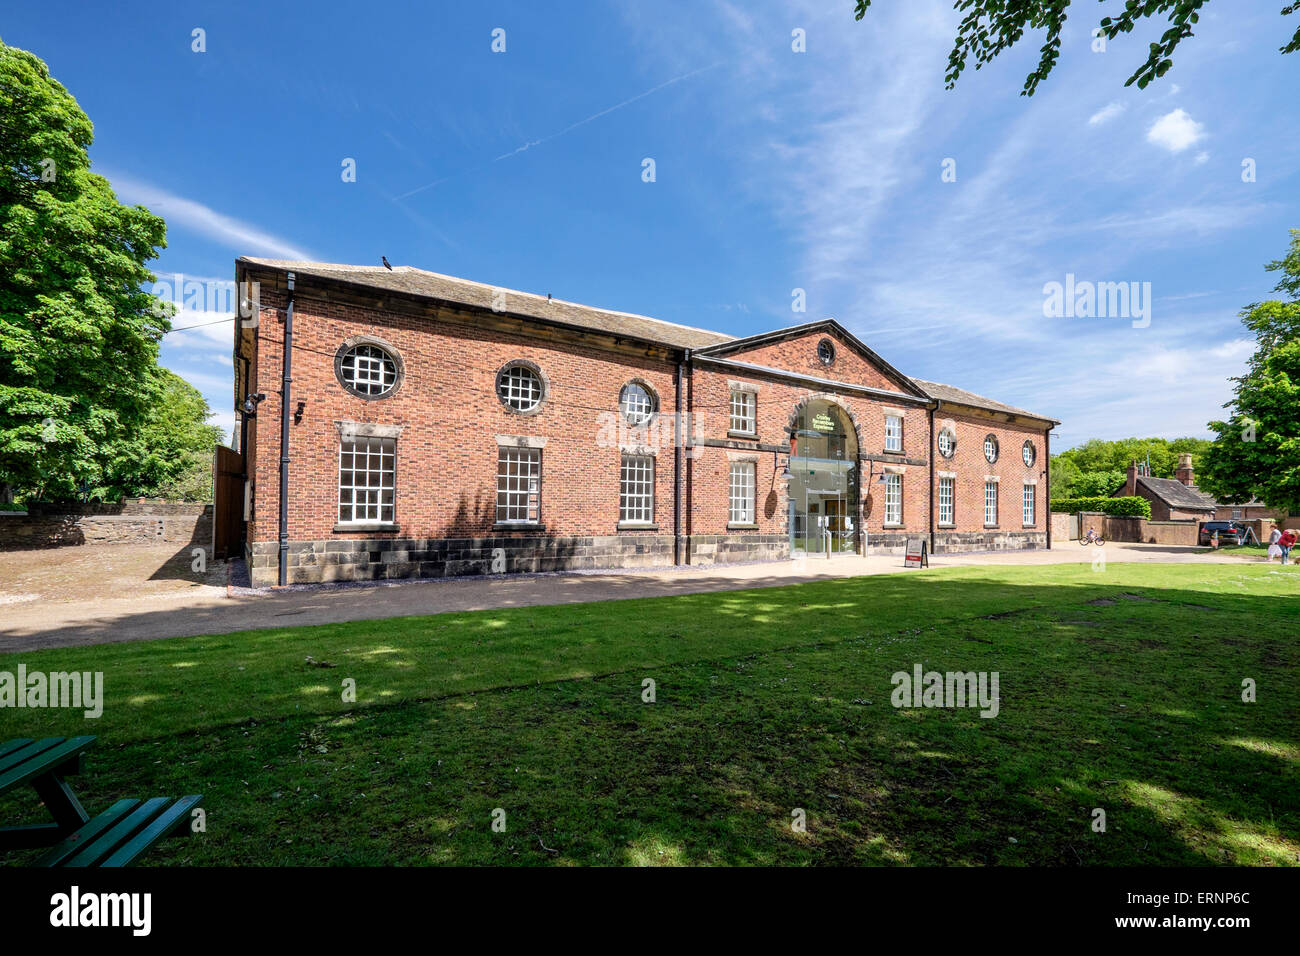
[1194,150,1210,165]
[1146,109,1206,153]
[105,171,314,260]
[1088,102,1125,126]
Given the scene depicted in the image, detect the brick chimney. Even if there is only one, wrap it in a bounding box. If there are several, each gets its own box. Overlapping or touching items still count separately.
[1175,453,1194,486]
[1126,459,1139,496]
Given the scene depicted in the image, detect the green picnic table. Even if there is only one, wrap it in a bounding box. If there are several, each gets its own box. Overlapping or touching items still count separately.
[0,737,202,867]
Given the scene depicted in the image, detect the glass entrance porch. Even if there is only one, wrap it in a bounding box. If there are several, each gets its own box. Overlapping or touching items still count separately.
[788,401,859,556]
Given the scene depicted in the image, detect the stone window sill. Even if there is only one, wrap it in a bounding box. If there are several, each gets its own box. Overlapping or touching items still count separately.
[727,522,759,530]
[984,524,999,530]
[937,523,956,529]
[617,522,659,531]
[883,523,904,529]
[333,522,399,533]
[727,430,758,440]
[493,522,545,532]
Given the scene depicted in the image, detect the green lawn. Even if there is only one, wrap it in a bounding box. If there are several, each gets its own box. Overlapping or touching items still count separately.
[1,562,1297,866]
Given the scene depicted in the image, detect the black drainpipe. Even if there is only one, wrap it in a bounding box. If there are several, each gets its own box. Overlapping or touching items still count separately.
[1044,426,1052,549]
[277,272,295,586]
[674,349,689,566]
[928,402,936,554]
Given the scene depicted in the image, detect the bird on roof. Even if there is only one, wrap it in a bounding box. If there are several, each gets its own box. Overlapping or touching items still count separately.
[382,256,392,270]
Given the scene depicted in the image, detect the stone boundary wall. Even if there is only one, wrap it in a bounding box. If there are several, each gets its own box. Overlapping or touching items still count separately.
[0,502,212,551]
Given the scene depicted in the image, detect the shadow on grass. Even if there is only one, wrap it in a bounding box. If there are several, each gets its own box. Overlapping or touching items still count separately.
[1,566,1297,866]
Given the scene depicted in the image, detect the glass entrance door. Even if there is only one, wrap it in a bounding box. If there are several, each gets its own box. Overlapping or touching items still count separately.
[788,401,859,556]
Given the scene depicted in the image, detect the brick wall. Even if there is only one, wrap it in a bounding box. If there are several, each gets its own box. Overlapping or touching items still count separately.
[930,409,1048,552]
[241,282,1053,583]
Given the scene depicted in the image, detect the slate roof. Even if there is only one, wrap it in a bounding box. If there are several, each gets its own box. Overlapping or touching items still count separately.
[238,259,1058,423]
[1136,476,1217,511]
[237,258,734,351]
[911,379,1058,424]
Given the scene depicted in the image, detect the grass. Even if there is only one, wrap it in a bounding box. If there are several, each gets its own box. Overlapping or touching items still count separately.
[1,562,1297,866]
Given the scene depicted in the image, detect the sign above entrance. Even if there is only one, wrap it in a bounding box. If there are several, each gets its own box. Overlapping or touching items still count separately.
[811,413,836,433]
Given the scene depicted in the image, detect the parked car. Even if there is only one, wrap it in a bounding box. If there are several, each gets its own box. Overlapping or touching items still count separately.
[1198,520,1248,546]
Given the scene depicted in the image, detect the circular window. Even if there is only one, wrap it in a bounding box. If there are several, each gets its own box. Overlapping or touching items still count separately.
[937,428,956,459]
[983,434,999,463]
[816,338,836,366]
[496,361,546,413]
[1022,440,1036,467]
[335,338,402,399]
[619,382,657,424]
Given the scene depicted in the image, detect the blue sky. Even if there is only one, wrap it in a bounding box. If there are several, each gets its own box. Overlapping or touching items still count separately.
[6,1,1297,448]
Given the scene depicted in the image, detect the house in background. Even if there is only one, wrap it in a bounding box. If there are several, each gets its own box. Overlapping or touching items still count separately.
[1116,454,1285,522]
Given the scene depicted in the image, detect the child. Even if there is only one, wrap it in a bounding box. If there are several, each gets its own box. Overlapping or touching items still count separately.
[1268,526,1284,562]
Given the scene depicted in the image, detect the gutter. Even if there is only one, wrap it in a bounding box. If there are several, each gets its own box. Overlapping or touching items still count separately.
[277,272,295,587]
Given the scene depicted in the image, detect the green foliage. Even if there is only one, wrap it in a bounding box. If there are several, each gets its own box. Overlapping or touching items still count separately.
[1199,230,1300,514]
[1068,469,1128,498]
[0,38,170,501]
[1050,496,1152,518]
[1052,436,1210,479]
[1049,455,1081,497]
[102,368,224,500]
[853,1,1300,96]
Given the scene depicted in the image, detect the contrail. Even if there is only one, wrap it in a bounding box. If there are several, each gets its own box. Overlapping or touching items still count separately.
[395,63,721,200]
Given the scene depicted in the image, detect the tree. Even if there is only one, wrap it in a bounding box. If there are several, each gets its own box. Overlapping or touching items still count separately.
[1198,231,1300,514]
[1052,436,1210,478]
[853,1,1300,97]
[101,369,225,501]
[0,38,171,502]
[1069,469,1127,497]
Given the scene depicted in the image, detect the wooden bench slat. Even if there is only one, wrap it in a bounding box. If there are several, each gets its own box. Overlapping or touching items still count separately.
[0,738,35,762]
[34,799,140,867]
[0,736,96,793]
[100,795,203,867]
[0,738,63,776]
[63,797,172,867]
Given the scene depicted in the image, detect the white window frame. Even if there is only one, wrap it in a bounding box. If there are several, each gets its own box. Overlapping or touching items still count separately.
[1022,440,1036,467]
[340,344,398,398]
[984,480,998,527]
[984,434,999,463]
[619,455,655,525]
[885,415,903,452]
[619,383,656,425]
[937,429,955,459]
[496,446,541,524]
[884,473,902,525]
[729,390,756,436]
[497,363,544,413]
[338,436,396,525]
[1023,483,1035,526]
[938,476,954,526]
[728,461,756,524]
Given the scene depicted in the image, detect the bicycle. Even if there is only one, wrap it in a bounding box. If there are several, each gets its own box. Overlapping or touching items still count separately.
[1080,528,1106,546]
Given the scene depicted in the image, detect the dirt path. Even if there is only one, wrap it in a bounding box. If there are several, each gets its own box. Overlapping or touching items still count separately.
[0,541,1274,652]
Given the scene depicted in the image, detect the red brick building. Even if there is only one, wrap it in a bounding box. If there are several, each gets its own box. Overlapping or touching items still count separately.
[1117,455,1287,522]
[231,259,1059,586]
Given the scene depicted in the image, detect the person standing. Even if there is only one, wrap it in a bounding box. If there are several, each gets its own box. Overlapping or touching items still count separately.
[1268,526,1284,562]
[1280,528,1297,565]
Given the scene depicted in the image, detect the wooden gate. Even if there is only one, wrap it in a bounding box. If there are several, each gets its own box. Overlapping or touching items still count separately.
[212,445,245,560]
